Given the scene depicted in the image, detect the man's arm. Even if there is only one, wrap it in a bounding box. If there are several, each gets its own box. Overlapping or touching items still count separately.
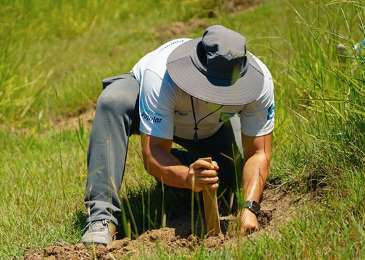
[140,134,219,191]
[141,134,189,189]
[240,132,272,233]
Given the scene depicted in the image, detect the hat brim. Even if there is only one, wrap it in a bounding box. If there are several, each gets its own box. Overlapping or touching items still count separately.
[167,39,265,106]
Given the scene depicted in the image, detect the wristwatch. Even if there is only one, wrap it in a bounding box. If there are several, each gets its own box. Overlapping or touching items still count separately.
[244,200,260,216]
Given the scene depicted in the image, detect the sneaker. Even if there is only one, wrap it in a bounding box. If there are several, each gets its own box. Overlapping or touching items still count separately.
[81,219,116,245]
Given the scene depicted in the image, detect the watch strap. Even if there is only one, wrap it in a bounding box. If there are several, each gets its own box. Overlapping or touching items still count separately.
[244,200,260,216]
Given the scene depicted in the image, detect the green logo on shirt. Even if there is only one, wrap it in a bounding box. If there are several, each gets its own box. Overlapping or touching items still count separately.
[219,112,235,123]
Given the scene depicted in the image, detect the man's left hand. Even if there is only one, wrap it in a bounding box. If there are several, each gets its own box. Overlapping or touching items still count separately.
[240,208,259,234]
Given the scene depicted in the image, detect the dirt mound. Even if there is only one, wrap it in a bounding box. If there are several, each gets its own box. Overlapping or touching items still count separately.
[24,189,300,259]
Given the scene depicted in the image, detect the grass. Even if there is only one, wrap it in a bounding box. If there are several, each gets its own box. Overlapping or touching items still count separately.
[0,0,364,258]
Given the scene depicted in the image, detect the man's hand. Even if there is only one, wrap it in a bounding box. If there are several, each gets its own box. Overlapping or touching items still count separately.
[186,158,219,192]
[240,208,259,234]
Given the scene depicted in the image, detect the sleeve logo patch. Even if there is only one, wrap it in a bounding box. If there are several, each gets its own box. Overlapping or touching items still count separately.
[141,112,162,123]
[267,104,275,120]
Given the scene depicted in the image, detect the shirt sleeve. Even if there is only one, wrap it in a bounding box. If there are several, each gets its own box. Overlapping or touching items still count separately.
[139,70,175,140]
[240,76,275,136]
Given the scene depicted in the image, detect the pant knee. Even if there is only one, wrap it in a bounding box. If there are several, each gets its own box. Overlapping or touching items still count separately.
[97,86,136,116]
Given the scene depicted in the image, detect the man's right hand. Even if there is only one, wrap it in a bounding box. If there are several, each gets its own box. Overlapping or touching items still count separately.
[186,158,219,192]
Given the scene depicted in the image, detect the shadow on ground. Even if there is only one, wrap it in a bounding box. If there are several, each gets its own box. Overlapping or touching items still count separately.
[73,183,241,240]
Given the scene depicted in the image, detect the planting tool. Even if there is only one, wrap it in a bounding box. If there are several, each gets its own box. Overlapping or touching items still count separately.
[203,189,221,236]
[202,158,221,236]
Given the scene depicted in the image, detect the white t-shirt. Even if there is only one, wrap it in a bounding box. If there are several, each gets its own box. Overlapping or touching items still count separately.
[132,39,275,140]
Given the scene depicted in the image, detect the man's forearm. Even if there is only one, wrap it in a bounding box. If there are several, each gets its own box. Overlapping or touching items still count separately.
[239,133,272,232]
[143,146,190,189]
[242,152,270,202]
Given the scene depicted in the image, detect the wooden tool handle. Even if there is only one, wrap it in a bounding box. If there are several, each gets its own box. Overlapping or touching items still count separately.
[203,189,221,236]
[199,157,221,236]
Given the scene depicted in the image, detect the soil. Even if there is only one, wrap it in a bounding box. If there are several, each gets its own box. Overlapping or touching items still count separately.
[24,188,303,259]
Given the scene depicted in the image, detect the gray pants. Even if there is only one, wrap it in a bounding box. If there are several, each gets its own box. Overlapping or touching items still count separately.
[84,73,243,226]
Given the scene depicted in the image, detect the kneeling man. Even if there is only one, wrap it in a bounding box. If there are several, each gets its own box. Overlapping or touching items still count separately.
[82,25,274,245]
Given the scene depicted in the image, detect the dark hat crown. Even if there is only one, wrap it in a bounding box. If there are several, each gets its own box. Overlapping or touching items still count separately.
[195,25,248,84]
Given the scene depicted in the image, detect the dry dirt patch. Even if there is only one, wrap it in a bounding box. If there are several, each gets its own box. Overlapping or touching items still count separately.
[154,0,262,41]
[154,19,210,42]
[24,188,301,259]
[52,105,95,130]
[225,0,262,12]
